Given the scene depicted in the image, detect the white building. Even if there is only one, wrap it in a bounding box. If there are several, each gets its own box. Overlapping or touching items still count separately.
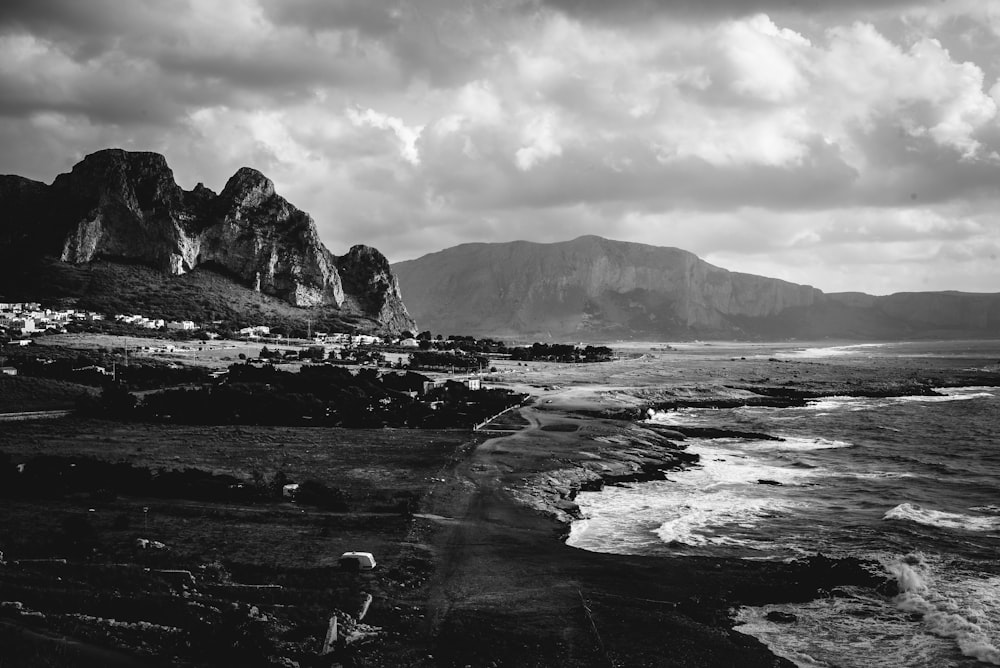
[238,325,270,337]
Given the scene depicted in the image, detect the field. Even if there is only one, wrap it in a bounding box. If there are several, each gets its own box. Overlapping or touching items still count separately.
[0,376,97,412]
[0,420,478,667]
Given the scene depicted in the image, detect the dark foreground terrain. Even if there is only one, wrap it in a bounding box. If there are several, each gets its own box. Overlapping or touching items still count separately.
[1,344,998,666]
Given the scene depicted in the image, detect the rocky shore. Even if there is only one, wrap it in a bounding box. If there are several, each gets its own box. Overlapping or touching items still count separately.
[389,354,1000,667]
[388,395,904,666]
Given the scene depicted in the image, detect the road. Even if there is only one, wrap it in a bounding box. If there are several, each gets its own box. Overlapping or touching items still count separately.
[421,405,610,667]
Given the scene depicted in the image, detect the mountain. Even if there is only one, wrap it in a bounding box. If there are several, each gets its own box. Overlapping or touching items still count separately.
[392,236,1000,340]
[0,149,414,334]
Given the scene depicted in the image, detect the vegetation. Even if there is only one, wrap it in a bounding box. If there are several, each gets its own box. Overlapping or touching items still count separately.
[408,350,489,371]
[509,343,614,363]
[80,363,526,429]
[2,346,211,390]
[0,376,97,412]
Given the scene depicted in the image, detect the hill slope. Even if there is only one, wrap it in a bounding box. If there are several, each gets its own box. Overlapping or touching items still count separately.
[392,236,1000,340]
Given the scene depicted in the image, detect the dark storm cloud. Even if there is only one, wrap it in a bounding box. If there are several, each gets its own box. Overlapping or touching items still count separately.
[0,0,178,60]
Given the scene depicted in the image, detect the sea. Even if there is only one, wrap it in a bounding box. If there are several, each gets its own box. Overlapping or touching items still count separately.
[567,341,1000,667]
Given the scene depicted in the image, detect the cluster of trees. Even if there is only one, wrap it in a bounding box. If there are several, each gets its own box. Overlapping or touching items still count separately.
[259,345,385,366]
[408,350,490,371]
[509,343,615,363]
[82,363,526,429]
[399,331,508,354]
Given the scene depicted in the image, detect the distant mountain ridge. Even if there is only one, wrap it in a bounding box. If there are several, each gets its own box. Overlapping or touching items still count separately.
[392,236,1000,340]
[0,149,414,333]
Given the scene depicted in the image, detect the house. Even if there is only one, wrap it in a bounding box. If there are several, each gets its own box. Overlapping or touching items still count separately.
[12,318,35,333]
[238,325,270,338]
[398,338,419,348]
[0,367,17,376]
[166,320,197,331]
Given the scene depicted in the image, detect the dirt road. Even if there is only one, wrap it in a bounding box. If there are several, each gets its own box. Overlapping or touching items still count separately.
[422,405,609,667]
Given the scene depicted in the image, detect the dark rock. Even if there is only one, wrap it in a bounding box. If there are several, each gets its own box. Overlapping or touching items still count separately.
[0,148,415,332]
[765,611,797,624]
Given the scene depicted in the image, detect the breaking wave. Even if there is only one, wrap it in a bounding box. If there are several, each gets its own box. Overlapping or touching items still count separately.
[884,503,1000,533]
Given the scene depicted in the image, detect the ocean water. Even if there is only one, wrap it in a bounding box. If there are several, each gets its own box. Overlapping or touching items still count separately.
[567,341,1000,667]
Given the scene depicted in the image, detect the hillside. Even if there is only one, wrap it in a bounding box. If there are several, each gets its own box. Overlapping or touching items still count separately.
[0,149,414,334]
[392,236,1000,340]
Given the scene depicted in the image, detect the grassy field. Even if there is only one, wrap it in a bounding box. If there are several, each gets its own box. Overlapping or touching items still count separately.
[0,376,97,412]
[0,419,478,667]
[0,419,474,508]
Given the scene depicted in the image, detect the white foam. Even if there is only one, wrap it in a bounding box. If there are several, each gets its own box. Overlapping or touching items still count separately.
[970,505,1000,514]
[735,554,1000,667]
[568,441,812,553]
[646,408,716,426]
[884,503,1000,533]
[753,436,853,452]
[803,396,872,412]
[777,343,887,359]
[884,553,1000,665]
[734,586,950,668]
[848,470,917,480]
[898,388,996,403]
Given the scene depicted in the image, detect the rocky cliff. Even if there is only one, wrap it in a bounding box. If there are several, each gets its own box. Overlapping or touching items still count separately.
[0,149,414,332]
[392,236,1000,340]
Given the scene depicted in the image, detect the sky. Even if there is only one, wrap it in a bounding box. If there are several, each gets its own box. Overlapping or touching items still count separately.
[1,0,999,295]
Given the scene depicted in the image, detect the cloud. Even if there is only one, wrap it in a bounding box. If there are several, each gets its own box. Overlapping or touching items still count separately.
[346,107,424,165]
[1,0,1000,294]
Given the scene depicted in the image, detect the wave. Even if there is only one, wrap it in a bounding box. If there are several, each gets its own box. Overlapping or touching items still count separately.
[733,583,957,668]
[884,503,1000,532]
[970,505,1000,514]
[802,387,997,413]
[735,554,1000,667]
[847,470,918,480]
[777,343,888,359]
[898,388,997,403]
[568,441,814,554]
[756,436,853,452]
[885,553,1000,665]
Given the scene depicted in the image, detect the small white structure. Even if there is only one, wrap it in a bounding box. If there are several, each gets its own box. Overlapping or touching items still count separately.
[167,320,197,331]
[339,551,377,570]
[282,483,300,499]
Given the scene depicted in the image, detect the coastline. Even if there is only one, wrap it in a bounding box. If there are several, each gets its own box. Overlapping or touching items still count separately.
[389,353,1000,667]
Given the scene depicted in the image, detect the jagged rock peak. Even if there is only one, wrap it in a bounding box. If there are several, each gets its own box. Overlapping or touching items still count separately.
[342,244,392,271]
[220,166,276,206]
[0,148,416,333]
